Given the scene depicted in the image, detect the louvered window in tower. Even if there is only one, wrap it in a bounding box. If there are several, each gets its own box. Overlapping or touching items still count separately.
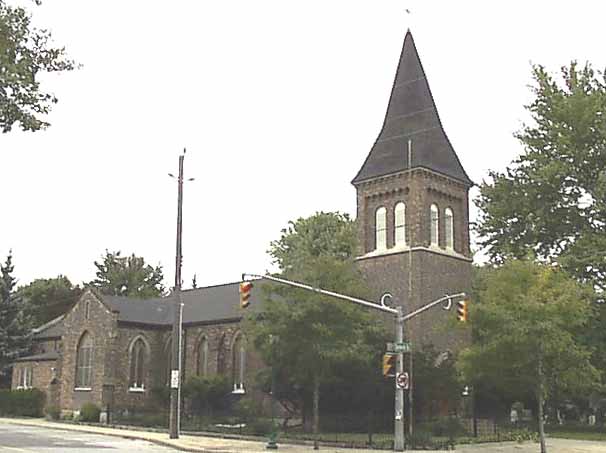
[430,204,439,247]
[375,207,387,250]
[394,202,406,247]
[445,208,454,250]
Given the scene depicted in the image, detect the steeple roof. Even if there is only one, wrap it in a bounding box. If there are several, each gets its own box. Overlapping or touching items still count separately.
[352,31,472,186]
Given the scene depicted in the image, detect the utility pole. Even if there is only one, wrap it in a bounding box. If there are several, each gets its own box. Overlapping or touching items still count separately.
[168,149,194,439]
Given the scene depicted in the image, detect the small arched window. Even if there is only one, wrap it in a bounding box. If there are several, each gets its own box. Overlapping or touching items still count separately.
[197,336,208,376]
[232,334,246,393]
[129,338,147,389]
[375,207,387,250]
[394,202,406,247]
[75,332,93,388]
[430,204,439,247]
[445,208,454,250]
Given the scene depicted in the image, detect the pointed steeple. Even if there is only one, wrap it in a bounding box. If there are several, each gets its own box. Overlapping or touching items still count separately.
[352,31,472,186]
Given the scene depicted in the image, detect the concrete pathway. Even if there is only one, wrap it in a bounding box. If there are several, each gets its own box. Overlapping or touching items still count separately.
[0,418,604,453]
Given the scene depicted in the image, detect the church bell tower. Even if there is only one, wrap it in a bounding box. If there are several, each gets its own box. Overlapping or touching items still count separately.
[352,31,472,350]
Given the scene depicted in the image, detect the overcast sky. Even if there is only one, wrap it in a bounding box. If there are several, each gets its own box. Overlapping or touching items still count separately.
[2,0,605,289]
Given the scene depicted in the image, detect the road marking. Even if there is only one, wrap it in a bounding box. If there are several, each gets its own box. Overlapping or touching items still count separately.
[0,446,35,453]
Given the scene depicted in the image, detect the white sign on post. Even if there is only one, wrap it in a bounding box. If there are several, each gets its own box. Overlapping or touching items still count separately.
[396,372,409,390]
[171,370,180,389]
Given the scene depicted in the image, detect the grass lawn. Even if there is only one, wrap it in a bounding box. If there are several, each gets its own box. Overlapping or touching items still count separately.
[548,431,606,442]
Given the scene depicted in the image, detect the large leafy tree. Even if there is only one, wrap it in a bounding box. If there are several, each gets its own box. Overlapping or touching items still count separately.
[90,250,165,298]
[0,0,75,132]
[245,212,387,436]
[458,260,600,453]
[0,251,31,387]
[19,276,81,326]
[476,62,606,292]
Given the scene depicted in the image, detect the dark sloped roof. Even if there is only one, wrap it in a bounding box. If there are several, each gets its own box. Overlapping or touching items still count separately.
[101,279,268,326]
[32,315,64,340]
[352,30,472,186]
[15,351,60,362]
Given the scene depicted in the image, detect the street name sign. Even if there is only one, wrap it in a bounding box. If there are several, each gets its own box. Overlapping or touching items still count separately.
[387,342,411,353]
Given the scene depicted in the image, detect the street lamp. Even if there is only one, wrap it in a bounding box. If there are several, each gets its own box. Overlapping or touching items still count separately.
[461,385,477,437]
[266,334,279,450]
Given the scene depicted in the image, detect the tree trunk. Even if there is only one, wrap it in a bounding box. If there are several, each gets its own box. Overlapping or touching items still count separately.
[537,357,547,453]
[313,374,320,450]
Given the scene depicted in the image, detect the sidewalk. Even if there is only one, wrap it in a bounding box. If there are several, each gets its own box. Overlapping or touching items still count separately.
[0,418,604,453]
[0,418,403,452]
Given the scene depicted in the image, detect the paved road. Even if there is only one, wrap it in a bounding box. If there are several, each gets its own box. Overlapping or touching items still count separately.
[0,423,179,453]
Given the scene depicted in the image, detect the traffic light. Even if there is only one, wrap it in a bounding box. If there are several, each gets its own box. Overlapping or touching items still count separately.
[457,299,468,322]
[239,281,253,309]
[382,354,396,377]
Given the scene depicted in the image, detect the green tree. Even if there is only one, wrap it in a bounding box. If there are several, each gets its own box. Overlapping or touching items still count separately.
[458,260,600,453]
[475,62,606,292]
[0,0,76,132]
[0,251,31,387]
[19,276,81,326]
[90,250,165,298]
[245,212,386,437]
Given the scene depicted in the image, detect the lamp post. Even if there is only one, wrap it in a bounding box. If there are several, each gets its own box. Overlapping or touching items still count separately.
[168,149,194,439]
[266,334,279,450]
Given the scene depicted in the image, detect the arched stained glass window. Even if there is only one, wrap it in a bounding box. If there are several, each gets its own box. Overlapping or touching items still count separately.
[75,332,93,388]
[197,337,208,376]
[375,207,387,250]
[232,334,246,393]
[217,334,227,375]
[129,338,147,389]
[430,204,439,247]
[445,208,454,249]
[163,338,172,386]
[394,202,406,247]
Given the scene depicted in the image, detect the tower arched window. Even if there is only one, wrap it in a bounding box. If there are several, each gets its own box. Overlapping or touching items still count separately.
[197,336,208,376]
[232,334,246,393]
[375,207,387,250]
[445,208,454,250]
[129,338,147,390]
[430,204,439,247]
[394,202,406,247]
[75,332,93,389]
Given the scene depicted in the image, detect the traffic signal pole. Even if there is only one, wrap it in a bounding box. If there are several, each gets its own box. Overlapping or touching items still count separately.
[395,305,405,451]
[242,273,466,452]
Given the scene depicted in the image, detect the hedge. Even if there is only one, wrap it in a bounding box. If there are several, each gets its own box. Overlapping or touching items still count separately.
[0,389,46,417]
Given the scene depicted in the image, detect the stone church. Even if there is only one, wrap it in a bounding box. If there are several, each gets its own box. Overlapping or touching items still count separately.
[12,30,471,414]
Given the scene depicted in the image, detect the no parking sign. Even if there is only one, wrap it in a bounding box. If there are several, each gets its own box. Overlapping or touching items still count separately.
[396,372,409,390]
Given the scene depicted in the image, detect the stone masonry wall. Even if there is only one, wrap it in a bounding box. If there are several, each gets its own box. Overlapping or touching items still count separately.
[354,168,472,352]
[11,359,60,409]
[59,291,117,412]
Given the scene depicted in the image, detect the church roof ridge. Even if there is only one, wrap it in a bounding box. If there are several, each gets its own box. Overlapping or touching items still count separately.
[352,29,472,186]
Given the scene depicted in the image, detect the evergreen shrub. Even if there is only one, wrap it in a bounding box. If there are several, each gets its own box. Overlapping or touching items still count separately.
[0,389,45,417]
[80,402,101,422]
